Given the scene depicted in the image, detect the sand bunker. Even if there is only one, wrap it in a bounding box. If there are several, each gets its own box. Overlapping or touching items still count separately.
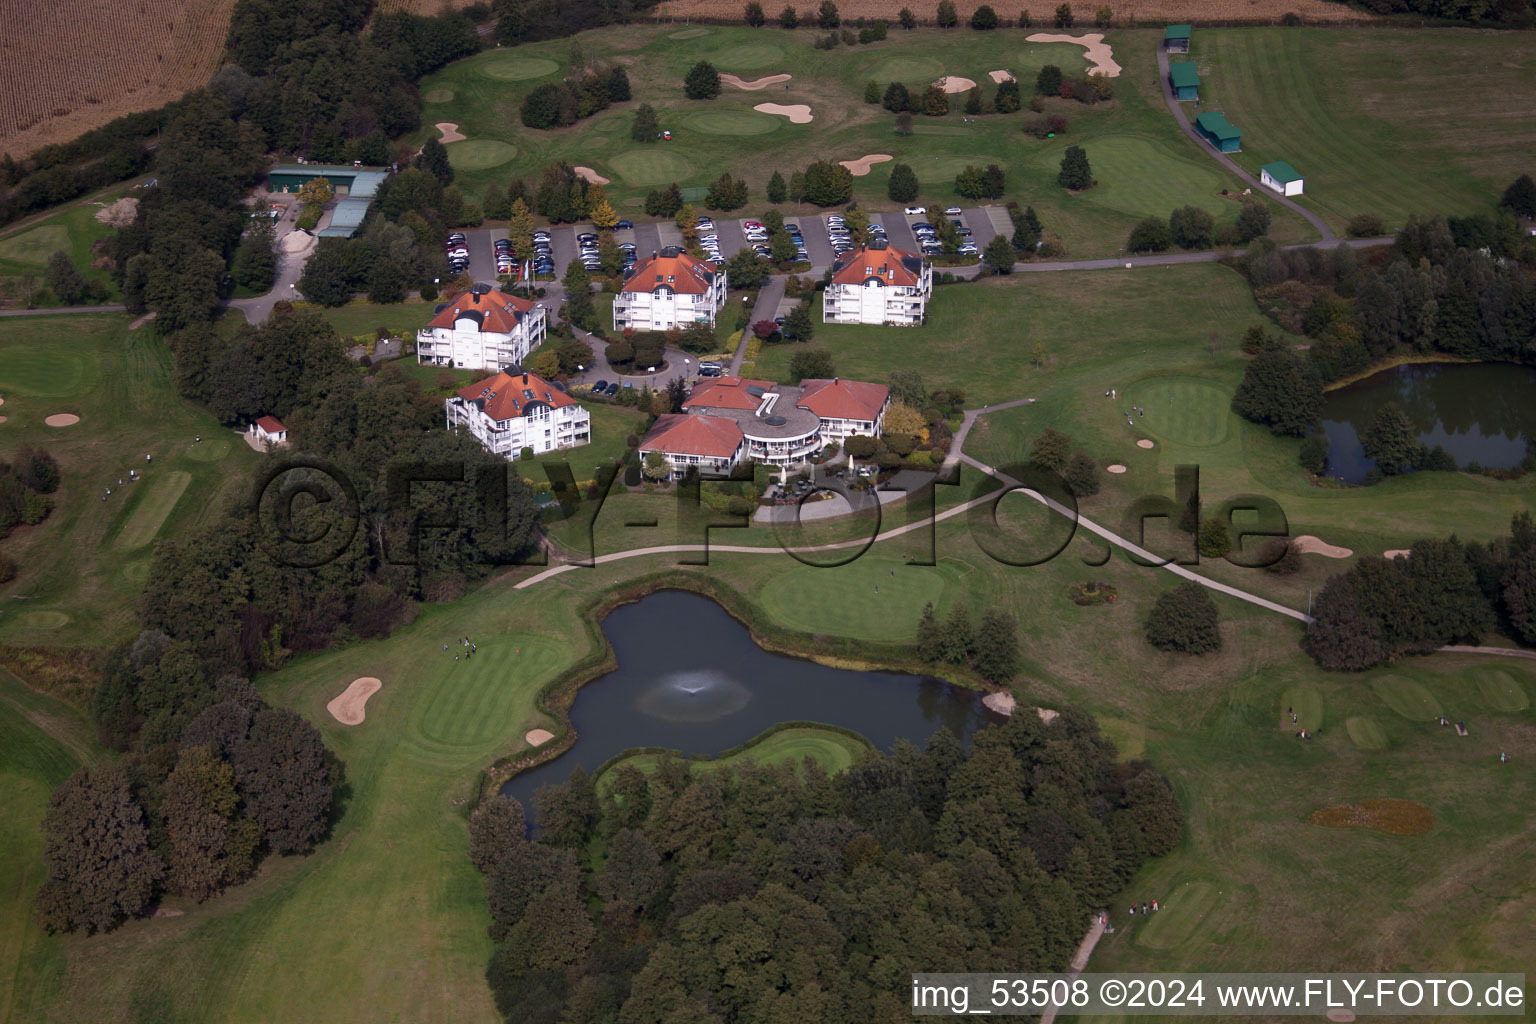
[0,416,7,424]
[435,122,466,143]
[753,103,813,123]
[840,153,893,176]
[933,75,978,94]
[1136,439,1155,449]
[989,70,1016,83]
[1383,549,1410,559]
[1293,535,1353,558]
[1327,1012,1357,1023]
[525,728,555,746]
[44,414,79,427]
[722,73,792,91]
[327,677,381,725]
[574,166,611,185]
[1026,32,1122,77]
[95,197,139,227]
[1106,464,1127,474]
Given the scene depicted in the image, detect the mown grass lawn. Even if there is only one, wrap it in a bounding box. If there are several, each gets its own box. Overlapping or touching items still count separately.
[418,26,1315,256]
[598,724,873,785]
[1191,28,1536,233]
[0,200,129,307]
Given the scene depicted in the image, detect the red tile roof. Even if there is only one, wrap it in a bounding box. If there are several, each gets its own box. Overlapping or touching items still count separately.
[254,415,286,433]
[428,286,537,334]
[640,414,743,459]
[797,378,889,422]
[457,370,580,421]
[829,244,926,287]
[622,248,718,296]
[682,376,778,413]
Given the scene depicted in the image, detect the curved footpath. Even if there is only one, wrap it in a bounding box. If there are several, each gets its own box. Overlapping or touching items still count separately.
[1154,45,1337,245]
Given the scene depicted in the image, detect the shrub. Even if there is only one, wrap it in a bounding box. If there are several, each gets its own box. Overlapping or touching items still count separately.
[1299,435,1329,474]
[745,0,766,25]
[1036,65,1063,96]
[1146,582,1221,654]
[971,4,998,27]
[1095,4,1112,26]
[1055,3,1074,27]
[1127,217,1171,253]
[1347,213,1385,238]
[778,4,799,26]
[1198,516,1232,558]
[684,61,721,100]
[1261,538,1303,575]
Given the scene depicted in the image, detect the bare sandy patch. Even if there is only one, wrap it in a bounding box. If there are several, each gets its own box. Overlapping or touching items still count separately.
[282,230,315,253]
[1106,463,1127,474]
[327,677,381,725]
[435,121,466,143]
[94,197,139,227]
[45,414,80,427]
[1294,535,1353,558]
[127,311,157,330]
[1136,438,1154,449]
[753,103,813,123]
[840,153,893,176]
[933,75,978,94]
[721,72,792,91]
[525,728,555,746]
[0,416,7,424]
[1384,549,1410,559]
[1026,32,1122,77]
[1037,707,1060,724]
[988,69,1015,83]
[1327,1012,1357,1023]
[574,166,611,184]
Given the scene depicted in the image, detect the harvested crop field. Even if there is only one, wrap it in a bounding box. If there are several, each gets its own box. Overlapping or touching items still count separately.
[1310,799,1434,836]
[0,0,240,159]
[650,0,1366,23]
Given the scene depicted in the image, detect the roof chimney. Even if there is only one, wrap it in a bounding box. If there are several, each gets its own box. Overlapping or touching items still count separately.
[522,372,529,384]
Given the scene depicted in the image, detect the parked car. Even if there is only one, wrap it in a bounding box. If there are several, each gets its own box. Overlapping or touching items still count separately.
[533,230,551,241]
[605,381,621,396]
[743,221,762,230]
[904,206,926,215]
[615,219,633,229]
[944,206,963,215]
[592,379,609,393]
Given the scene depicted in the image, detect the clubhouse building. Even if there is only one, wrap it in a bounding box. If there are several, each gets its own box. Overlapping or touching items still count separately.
[637,375,889,478]
[445,369,591,458]
[416,283,549,372]
[613,247,728,331]
[822,240,933,326]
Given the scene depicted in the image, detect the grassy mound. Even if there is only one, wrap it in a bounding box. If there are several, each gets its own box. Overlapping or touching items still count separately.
[447,139,517,171]
[713,42,786,70]
[1472,667,1529,712]
[1125,376,1232,447]
[686,109,782,136]
[1372,676,1443,721]
[423,88,454,104]
[756,556,963,642]
[607,149,695,187]
[1345,716,1389,750]
[1310,798,1434,836]
[1135,880,1223,950]
[479,54,559,81]
[1281,684,1323,732]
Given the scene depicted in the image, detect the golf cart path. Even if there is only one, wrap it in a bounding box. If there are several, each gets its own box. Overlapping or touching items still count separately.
[1155,44,1337,244]
[1041,913,1108,1024]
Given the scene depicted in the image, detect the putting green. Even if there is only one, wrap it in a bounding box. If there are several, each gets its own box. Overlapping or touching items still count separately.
[866,56,945,83]
[1125,376,1232,447]
[608,149,695,187]
[185,437,231,462]
[0,224,69,267]
[0,346,97,398]
[122,561,151,581]
[423,88,454,104]
[447,139,517,171]
[668,27,710,39]
[686,109,782,136]
[756,556,962,642]
[1472,667,1529,712]
[1372,676,1443,721]
[713,42,786,70]
[17,611,71,630]
[1346,716,1389,750]
[1135,880,1223,950]
[115,471,191,551]
[480,54,559,82]
[416,633,562,747]
[1082,136,1232,219]
[1280,684,1323,732]
[1098,717,1146,760]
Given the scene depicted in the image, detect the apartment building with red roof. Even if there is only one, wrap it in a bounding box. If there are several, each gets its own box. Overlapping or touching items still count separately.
[416,283,549,371]
[822,240,932,326]
[445,369,590,458]
[613,247,727,331]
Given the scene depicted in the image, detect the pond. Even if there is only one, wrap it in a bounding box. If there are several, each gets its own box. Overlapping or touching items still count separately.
[1321,362,1536,484]
[499,591,995,811]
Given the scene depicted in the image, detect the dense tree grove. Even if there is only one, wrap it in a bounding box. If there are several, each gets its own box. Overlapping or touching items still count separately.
[1324,0,1536,25]
[492,0,663,45]
[1145,583,1221,654]
[478,709,1183,1022]
[0,446,61,539]
[1230,349,1324,437]
[1305,514,1536,670]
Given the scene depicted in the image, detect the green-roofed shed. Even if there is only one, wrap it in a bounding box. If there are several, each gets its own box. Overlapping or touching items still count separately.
[1164,24,1192,51]
[1261,161,1305,196]
[1194,111,1242,153]
[1168,62,1200,101]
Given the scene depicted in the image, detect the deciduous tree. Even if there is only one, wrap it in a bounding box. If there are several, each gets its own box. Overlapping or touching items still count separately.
[684,61,721,100]
[1145,582,1220,654]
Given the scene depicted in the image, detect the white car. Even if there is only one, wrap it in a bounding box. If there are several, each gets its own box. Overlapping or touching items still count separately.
[905,206,926,215]
[945,206,963,216]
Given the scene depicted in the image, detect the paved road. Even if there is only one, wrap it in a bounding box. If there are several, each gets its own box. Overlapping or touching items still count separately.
[732,275,786,373]
[1155,46,1337,245]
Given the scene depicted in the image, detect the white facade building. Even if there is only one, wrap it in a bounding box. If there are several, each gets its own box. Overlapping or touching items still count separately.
[822,241,933,326]
[249,416,288,447]
[417,283,548,371]
[613,247,727,331]
[445,370,590,458]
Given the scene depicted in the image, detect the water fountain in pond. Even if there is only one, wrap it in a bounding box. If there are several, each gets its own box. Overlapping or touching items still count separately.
[635,669,752,723]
